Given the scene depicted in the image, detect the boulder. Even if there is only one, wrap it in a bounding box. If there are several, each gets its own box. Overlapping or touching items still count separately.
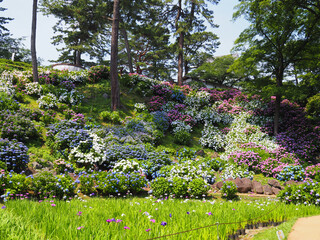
[216,181,224,189]
[263,184,273,195]
[268,179,281,189]
[272,187,281,195]
[31,162,43,170]
[252,181,264,194]
[234,178,252,193]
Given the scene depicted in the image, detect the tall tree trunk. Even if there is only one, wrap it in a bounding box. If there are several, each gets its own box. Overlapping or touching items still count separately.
[120,24,133,73]
[75,51,82,66]
[110,0,120,111]
[31,0,38,82]
[184,59,189,75]
[274,67,284,136]
[176,0,183,86]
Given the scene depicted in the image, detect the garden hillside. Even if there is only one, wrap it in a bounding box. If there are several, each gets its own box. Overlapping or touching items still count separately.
[0,63,320,205]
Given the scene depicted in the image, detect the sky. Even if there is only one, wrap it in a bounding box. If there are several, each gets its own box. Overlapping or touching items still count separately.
[2,0,249,66]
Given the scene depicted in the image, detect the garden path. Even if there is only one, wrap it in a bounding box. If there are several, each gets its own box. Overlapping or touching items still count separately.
[288,215,320,240]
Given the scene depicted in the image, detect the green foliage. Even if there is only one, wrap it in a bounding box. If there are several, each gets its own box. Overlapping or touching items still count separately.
[151,177,210,198]
[0,93,20,111]
[171,177,188,197]
[0,59,31,72]
[100,110,122,124]
[150,177,171,198]
[221,181,238,200]
[306,93,320,120]
[3,173,31,196]
[31,171,75,199]
[278,181,320,205]
[188,178,210,198]
[191,55,242,87]
[173,130,191,145]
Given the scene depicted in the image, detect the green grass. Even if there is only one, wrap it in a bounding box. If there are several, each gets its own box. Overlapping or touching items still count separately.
[253,218,297,240]
[1,198,320,240]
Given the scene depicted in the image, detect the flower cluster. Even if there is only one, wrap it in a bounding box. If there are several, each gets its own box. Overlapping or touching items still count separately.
[0,138,29,172]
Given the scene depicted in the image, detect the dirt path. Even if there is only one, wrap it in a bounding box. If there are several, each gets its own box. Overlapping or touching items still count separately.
[288,215,320,240]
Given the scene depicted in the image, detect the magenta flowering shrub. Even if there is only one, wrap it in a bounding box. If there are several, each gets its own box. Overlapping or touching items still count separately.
[152,84,172,100]
[88,65,110,83]
[167,110,195,126]
[228,151,262,171]
[255,98,320,162]
[59,80,75,91]
[147,96,166,112]
[229,143,301,177]
[305,164,320,181]
[216,99,243,114]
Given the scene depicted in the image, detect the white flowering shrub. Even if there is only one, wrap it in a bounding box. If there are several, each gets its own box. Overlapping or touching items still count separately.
[37,93,58,109]
[219,112,279,161]
[184,90,211,109]
[166,160,216,184]
[67,70,88,84]
[171,120,192,133]
[0,71,15,96]
[161,101,176,113]
[221,163,254,180]
[69,132,106,164]
[58,89,84,105]
[113,159,141,174]
[134,103,147,113]
[25,82,42,96]
[199,123,225,151]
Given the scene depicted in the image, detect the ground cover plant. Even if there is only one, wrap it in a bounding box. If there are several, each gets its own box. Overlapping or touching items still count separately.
[1,197,320,240]
[0,65,320,239]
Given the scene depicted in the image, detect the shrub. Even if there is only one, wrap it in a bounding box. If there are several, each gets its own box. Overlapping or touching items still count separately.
[46,120,90,154]
[94,171,147,195]
[205,158,224,171]
[1,172,31,197]
[221,181,238,200]
[188,178,210,198]
[305,164,320,182]
[0,111,39,142]
[88,65,110,83]
[0,139,29,172]
[176,148,196,162]
[173,130,191,145]
[150,177,171,198]
[25,82,42,96]
[278,181,320,205]
[113,159,141,174]
[276,165,305,181]
[31,171,75,200]
[100,111,122,124]
[171,177,188,197]
[151,111,169,132]
[37,93,58,109]
[306,93,320,120]
[0,93,20,111]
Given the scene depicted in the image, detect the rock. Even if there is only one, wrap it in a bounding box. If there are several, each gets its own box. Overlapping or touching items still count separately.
[268,179,281,189]
[216,181,224,189]
[272,187,281,195]
[284,180,303,186]
[46,161,54,170]
[234,178,252,193]
[252,181,264,194]
[31,162,43,170]
[195,150,205,157]
[263,184,273,195]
